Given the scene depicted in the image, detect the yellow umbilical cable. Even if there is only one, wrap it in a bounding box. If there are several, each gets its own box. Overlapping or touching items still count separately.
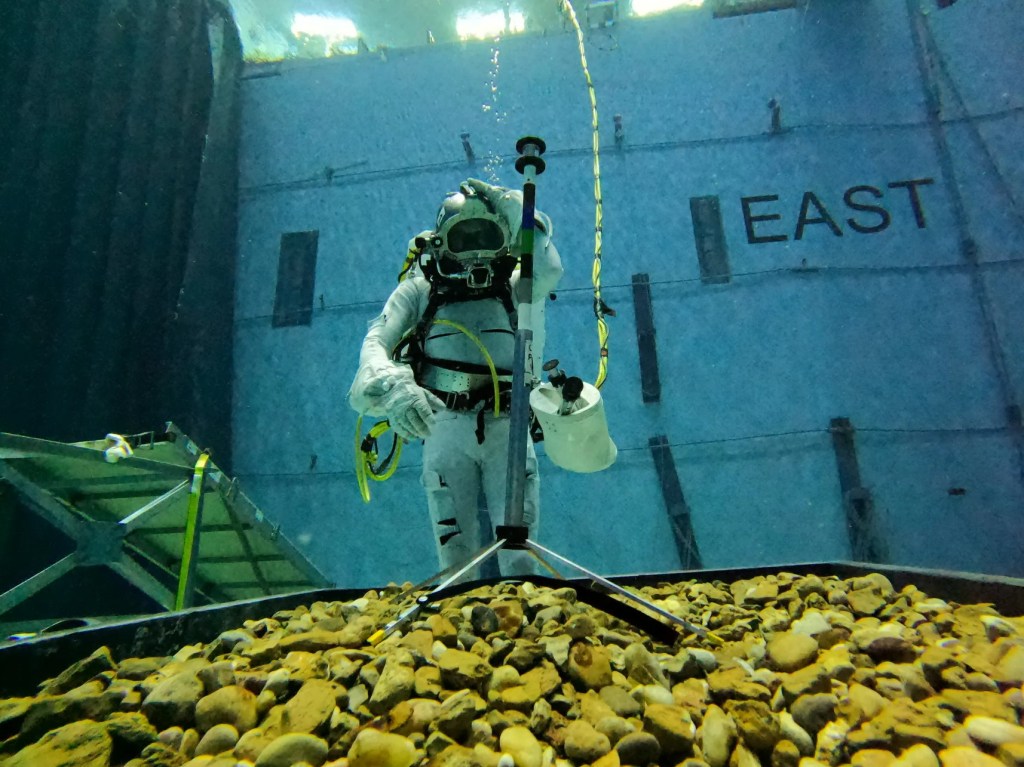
[562,0,610,390]
[355,416,405,503]
[353,319,501,502]
[433,319,502,417]
[355,415,372,502]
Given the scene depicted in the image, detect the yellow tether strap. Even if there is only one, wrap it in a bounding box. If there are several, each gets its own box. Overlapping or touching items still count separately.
[563,0,610,390]
[355,416,403,504]
[175,452,210,610]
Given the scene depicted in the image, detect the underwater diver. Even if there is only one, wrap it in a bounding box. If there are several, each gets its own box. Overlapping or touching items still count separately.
[348,178,563,576]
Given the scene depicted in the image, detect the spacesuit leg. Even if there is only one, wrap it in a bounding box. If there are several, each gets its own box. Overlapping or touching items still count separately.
[480,413,540,577]
[420,412,483,575]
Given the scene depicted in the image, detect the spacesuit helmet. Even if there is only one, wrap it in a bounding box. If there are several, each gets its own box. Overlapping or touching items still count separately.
[427,187,512,289]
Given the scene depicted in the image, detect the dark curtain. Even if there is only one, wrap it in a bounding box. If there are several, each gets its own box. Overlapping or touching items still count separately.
[0,0,240,469]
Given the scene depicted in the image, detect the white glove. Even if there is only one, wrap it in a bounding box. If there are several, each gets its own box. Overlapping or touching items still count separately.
[381,376,446,440]
[463,178,524,239]
[463,178,552,240]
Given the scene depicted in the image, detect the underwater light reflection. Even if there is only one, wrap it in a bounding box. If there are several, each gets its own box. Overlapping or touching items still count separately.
[457,9,526,40]
[290,12,358,42]
[632,0,705,17]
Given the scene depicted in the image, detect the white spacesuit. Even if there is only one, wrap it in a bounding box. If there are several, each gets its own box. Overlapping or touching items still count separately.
[348,178,563,576]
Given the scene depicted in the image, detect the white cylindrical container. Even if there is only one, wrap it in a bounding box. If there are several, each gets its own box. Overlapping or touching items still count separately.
[530,381,617,473]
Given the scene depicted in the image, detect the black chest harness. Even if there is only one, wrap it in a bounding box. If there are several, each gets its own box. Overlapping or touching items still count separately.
[392,260,520,443]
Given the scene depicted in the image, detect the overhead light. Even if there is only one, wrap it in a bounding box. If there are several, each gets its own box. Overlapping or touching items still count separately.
[456,8,527,40]
[632,0,704,16]
[290,13,358,42]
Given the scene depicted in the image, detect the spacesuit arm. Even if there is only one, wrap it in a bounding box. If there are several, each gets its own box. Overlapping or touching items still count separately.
[347,278,425,417]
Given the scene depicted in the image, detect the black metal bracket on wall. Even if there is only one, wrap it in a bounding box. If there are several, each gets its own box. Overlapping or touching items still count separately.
[829,417,888,563]
[689,196,732,285]
[649,436,703,570]
[631,274,661,404]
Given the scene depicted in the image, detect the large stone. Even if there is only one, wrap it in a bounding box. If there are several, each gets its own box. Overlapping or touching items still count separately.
[20,689,121,742]
[3,719,112,767]
[471,606,500,637]
[643,703,696,758]
[491,600,524,638]
[436,690,487,742]
[254,732,329,767]
[624,643,670,687]
[891,743,941,767]
[938,747,1006,767]
[790,694,837,737]
[194,723,240,756]
[262,679,338,738]
[275,630,341,654]
[104,711,159,759]
[348,728,418,767]
[600,685,642,719]
[427,614,459,647]
[142,672,204,730]
[336,616,378,648]
[847,589,887,617]
[505,640,547,672]
[780,664,832,704]
[370,656,416,715]
[964,716,1024,747]
[726,699,781,754]
[771,739,802,767]
[518,663,561,701]
[39,647,117,696]
[778,712,814,757]
[708,667,772,704]
[701,705,738,767]
[567,642,613,691]
[937,690,1017,722]
[995,645,1024,686]
[429,744,486,767]
[195,684,258,733]
[768,634,820,673]
[615,731,661,766]
[564,719,612,763]
[499,725,543,767]
[838,685,886,728]
[439,649,494,691]
[995,743,1024,767]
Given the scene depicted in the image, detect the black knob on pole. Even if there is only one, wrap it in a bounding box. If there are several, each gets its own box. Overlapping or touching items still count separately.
[515,135,547,175]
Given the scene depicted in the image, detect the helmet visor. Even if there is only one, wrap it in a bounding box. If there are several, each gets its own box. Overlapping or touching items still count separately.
[445,218,506,253]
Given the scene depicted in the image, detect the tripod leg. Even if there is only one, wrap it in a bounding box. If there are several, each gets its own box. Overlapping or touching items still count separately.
[526,547,564,579]
[525,540,723,644]
[369,539,507,645]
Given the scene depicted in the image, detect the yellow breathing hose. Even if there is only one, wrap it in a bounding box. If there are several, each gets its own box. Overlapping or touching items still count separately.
[354,320,501,502]
[562,0,611,390]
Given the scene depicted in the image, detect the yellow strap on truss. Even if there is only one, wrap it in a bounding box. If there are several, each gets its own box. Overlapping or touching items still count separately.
[174,451,210,610]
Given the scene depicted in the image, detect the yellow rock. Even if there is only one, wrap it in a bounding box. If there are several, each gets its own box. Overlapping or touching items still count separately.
[500,725,543,767]
[3,720,112,767]
[966,716,1024,747]
[995,742,1024,767]
[851,749,897,767]
[939,747,1006,767]
[892,744,940,767]
[593,748,621,767]
[348,728,417,767]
